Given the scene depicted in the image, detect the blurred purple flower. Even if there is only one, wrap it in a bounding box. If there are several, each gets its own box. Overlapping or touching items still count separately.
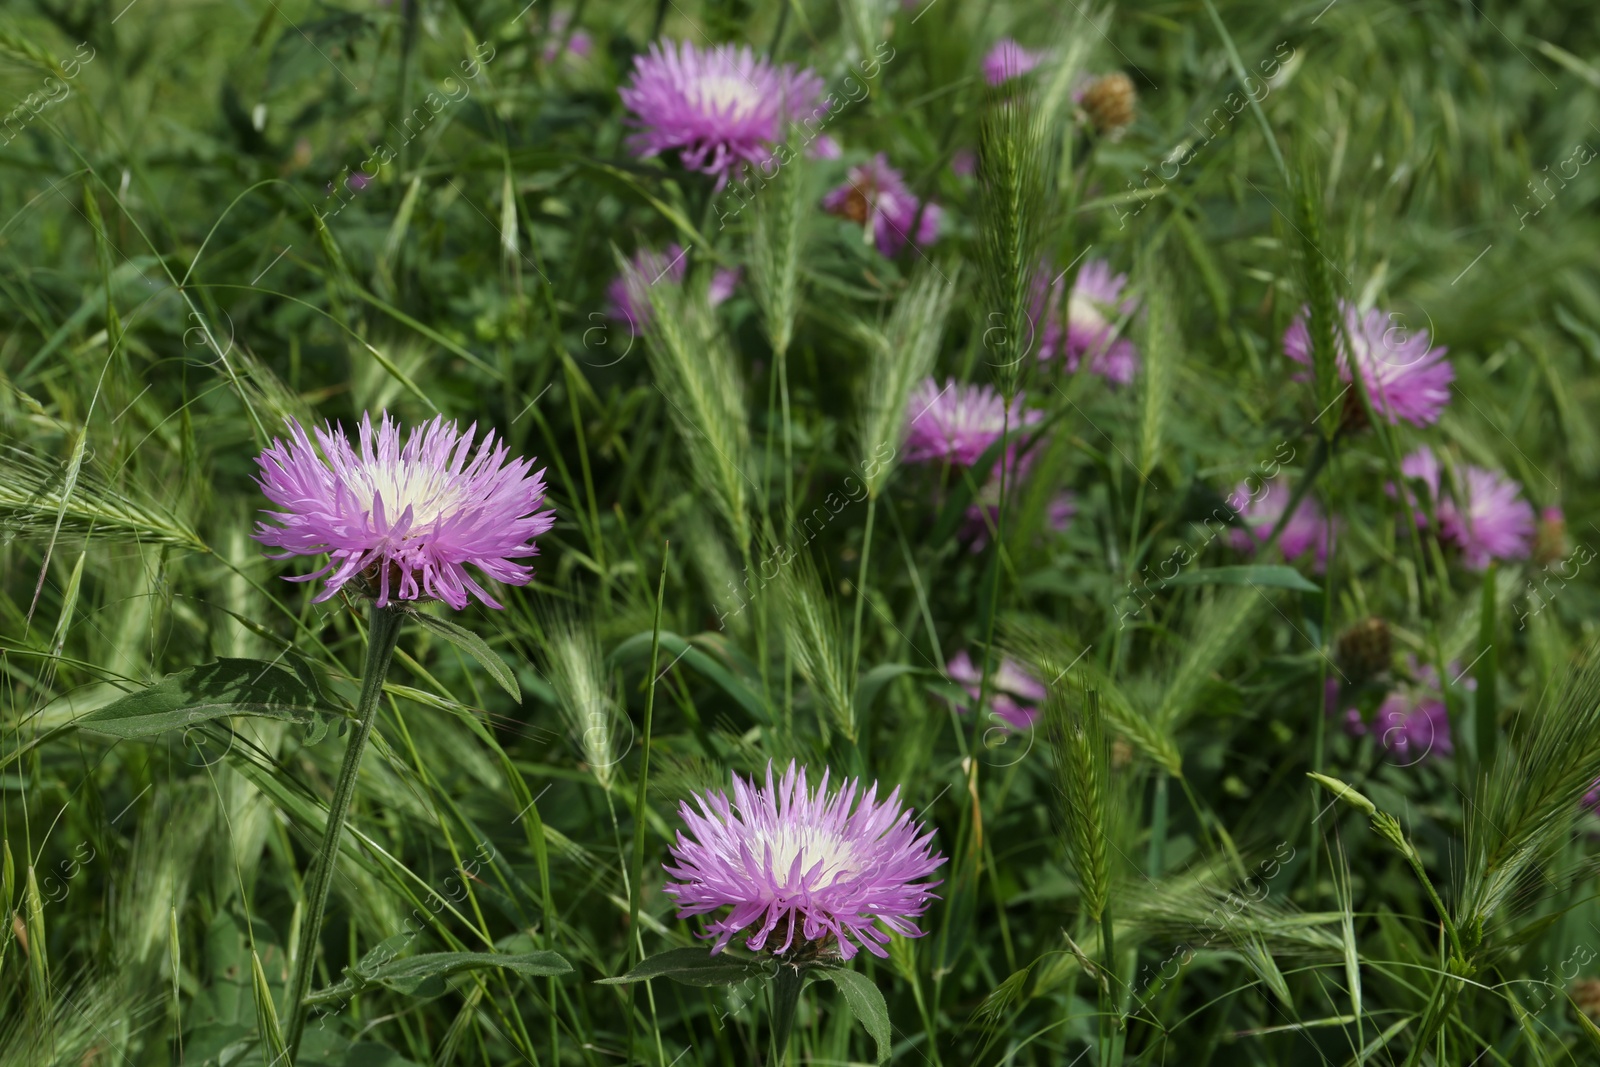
[1374,692,1452,763]
[1228,475,1334,570]
[982,39,1044,85]
[1284,301,1454,427]
[822,153,941,257]
[808,134,842,160]
[540,12,592,65]
[1031,258,1140,384]
[607,244,740,328]
[903,378,1042,468]
[1395,446,1535,571]
[946,650,1045,730]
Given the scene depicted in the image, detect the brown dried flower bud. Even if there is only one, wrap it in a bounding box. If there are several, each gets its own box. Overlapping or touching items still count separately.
[1081,72,1137,136]
[1336,617,1392,683]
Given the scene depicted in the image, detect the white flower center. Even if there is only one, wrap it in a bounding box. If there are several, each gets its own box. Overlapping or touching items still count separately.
[759,826,859,891]
[354,461,469,532]
[693,74,761,121]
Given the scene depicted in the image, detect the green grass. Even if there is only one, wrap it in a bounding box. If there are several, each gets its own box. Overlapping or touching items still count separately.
[6,0,1600,1064]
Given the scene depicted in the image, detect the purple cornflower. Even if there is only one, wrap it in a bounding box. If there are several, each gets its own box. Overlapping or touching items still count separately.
[1031,258,1140,384]
[903,378,1043,468]
[253,413,554,610]
[619,40,824,189]
[663,762,945,959]
[1283,301,1454,427]
[607,244,741,328]
[1396,446,1535,571]
[982,39,1044,85]
[822,154,941,257]
[1227,475,1333,570]
[946,650,1045,730]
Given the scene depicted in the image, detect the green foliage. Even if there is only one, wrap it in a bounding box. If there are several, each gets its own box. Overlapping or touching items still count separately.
[6,0,1600,1063]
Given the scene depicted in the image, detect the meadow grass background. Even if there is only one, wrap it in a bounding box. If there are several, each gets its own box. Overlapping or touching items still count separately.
[6,0,1600,1063]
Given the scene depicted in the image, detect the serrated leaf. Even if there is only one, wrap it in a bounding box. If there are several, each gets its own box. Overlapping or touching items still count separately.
[410,611,521,703]
[814,968,892,1064]
[596,946,770,987]
[76,658,341,739]
[1158,565,1320,593]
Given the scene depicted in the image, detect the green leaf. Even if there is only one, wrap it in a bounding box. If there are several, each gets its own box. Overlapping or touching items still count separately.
[315,950,572,1002]
[854,664,922,720]
[595,946,770,987]
[611,632,771,725]
[76,658,341,740]
[250,949,288,1063]
[814,968,892,1064]
[410,611,521,703]
[1159,565,1320,593]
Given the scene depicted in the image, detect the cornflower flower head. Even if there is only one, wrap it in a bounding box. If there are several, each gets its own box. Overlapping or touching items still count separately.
[1031,258,1140,385]
[982,39,1044,85]
[1227,475,1334,570]
[607,244,740,328]
[822,153,941,257]
[253,413,554,609]
[946,650,1046,730]
[902,378,1043,468]
[1395,446,1535,571]
[619,40,824,189]
[1283,300,1454,427]
[663,762,945,960]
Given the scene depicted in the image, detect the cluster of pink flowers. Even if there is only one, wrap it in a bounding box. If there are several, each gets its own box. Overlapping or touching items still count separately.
[1394,446,1535,571]
[1030,258,1141,385]
[606,244,742,328]
[663,762,945,960]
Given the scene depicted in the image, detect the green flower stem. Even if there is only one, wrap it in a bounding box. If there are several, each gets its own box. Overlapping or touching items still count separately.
[284,602,405,1061]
